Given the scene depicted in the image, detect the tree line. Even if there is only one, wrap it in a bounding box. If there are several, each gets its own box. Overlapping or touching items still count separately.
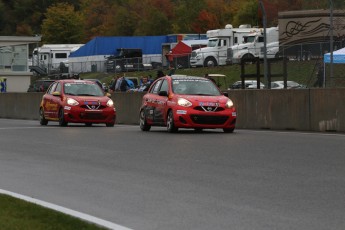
[0,0,344,44]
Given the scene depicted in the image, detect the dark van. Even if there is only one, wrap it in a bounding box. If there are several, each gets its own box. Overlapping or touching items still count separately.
[27,79,55,92]
[106,48,143,72]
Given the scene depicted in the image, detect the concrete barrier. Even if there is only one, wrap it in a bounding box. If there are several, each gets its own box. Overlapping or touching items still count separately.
[0,92,43,120]
[309,88,345,132]
[228,89,311,131]
[1,89,345,132]
[112,92,145,125]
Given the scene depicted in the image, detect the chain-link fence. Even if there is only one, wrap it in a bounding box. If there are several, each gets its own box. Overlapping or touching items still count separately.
[67,41,345,88]
[69,55,163,75]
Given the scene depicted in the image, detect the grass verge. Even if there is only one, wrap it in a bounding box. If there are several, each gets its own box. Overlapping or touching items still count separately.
[0,194,107,230]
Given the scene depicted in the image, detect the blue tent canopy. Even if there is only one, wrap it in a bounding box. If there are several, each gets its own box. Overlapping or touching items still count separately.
[70,36,169,57]
[324,47,345,63]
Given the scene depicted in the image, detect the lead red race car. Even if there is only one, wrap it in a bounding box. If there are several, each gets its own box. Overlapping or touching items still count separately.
[39,79,116,127]
[139,75,236,133]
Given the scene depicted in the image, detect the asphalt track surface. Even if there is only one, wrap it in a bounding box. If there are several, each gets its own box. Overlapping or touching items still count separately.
[0,119,345,230]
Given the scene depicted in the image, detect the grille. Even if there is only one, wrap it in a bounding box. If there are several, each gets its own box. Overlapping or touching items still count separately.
[80,105,106,110]
[194,106,224,112]
[190,115,228,125]
[79,112,105,120]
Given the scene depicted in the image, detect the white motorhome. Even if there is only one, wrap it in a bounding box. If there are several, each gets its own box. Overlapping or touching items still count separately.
[31,44,83,75]
[227,27,279,64]
[190,24,260,67]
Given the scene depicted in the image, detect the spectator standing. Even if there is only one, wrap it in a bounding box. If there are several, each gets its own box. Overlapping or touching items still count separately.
[109,76,119,93]
[0,78,7,93]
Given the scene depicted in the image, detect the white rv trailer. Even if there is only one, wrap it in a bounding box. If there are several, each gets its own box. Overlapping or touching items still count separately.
[31,44,83,75]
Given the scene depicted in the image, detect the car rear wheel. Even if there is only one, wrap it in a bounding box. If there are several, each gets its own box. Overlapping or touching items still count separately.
[223,128,234,133]
[140,110,151,131]
[167,110,178,133]
[39,108,48,125]
[58,108,68,127]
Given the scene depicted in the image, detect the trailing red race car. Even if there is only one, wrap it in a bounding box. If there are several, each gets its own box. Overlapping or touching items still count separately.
[139,75,237,133]
[39,79,116,127]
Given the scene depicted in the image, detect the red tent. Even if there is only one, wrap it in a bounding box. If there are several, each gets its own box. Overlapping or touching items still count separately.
[166,40,208,62]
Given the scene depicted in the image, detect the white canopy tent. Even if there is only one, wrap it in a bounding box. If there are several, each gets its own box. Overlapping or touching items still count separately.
[322,47,345,87]
[324,47,345,64]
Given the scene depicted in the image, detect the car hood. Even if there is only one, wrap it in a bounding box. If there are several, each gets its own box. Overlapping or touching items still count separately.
[67,95,110,104]
[179,95,229,104]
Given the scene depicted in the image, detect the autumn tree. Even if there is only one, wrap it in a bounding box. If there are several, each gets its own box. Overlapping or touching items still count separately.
[172,0,207,33]
[41,3,84,43]
[191,0,233,33]
[132,0,174,35]
[0,0,80,36]
[111,5,138,36]
[231,0,259,27]
[79,0,116,40]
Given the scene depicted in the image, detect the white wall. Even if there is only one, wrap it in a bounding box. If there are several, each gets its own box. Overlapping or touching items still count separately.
[0,72,32,92]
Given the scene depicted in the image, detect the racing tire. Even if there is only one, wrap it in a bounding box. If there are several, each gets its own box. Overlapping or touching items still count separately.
[139,110,151,131]
[167,110,178,133]
[58,108,68,127]
[106,122,115,127]
[223,128,234,133]
[204,57,217,67]
[39,108,48,126]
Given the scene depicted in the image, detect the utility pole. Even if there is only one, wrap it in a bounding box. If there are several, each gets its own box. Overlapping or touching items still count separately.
[329,0,334,88]
[259,0,268,88]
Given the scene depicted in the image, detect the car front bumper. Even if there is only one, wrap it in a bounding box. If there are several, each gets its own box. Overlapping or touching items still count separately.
[172,108,236,129]
[63,106,116,124]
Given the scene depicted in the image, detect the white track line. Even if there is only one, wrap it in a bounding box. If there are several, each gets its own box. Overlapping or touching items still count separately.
[0,189,133,230]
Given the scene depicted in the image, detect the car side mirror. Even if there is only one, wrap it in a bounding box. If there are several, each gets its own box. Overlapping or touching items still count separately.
[222,92,229,97]
[106,92,112,98]
[158,91,168,97]
[52,91,61,96]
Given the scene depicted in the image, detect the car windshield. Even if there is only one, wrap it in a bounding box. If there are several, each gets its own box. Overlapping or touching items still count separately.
[63,82,104,96]
[172,78,221,96]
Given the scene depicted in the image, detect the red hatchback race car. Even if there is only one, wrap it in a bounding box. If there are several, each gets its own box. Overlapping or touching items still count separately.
[139,75,237,133]
[39,79,116,127]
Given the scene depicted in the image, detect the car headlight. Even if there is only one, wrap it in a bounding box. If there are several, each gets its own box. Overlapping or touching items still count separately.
[107,99,114,107]
[225,99,234,108]
[177,98,192,107]
[67,98,79,106]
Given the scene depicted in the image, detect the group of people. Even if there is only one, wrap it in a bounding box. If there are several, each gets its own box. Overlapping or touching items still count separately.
[108,70,167,93]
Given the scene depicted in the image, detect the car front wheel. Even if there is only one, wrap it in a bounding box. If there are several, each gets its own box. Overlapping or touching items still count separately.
[140,110,151,131]
[167,110,178,133]
[106,122,115,127]
[58,108,68,127]
[223,128,234,133]
[39,108,48,125]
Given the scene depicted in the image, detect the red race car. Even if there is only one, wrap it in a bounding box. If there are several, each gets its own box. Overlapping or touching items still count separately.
[139,75,236,133]
[39,79,116,127]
